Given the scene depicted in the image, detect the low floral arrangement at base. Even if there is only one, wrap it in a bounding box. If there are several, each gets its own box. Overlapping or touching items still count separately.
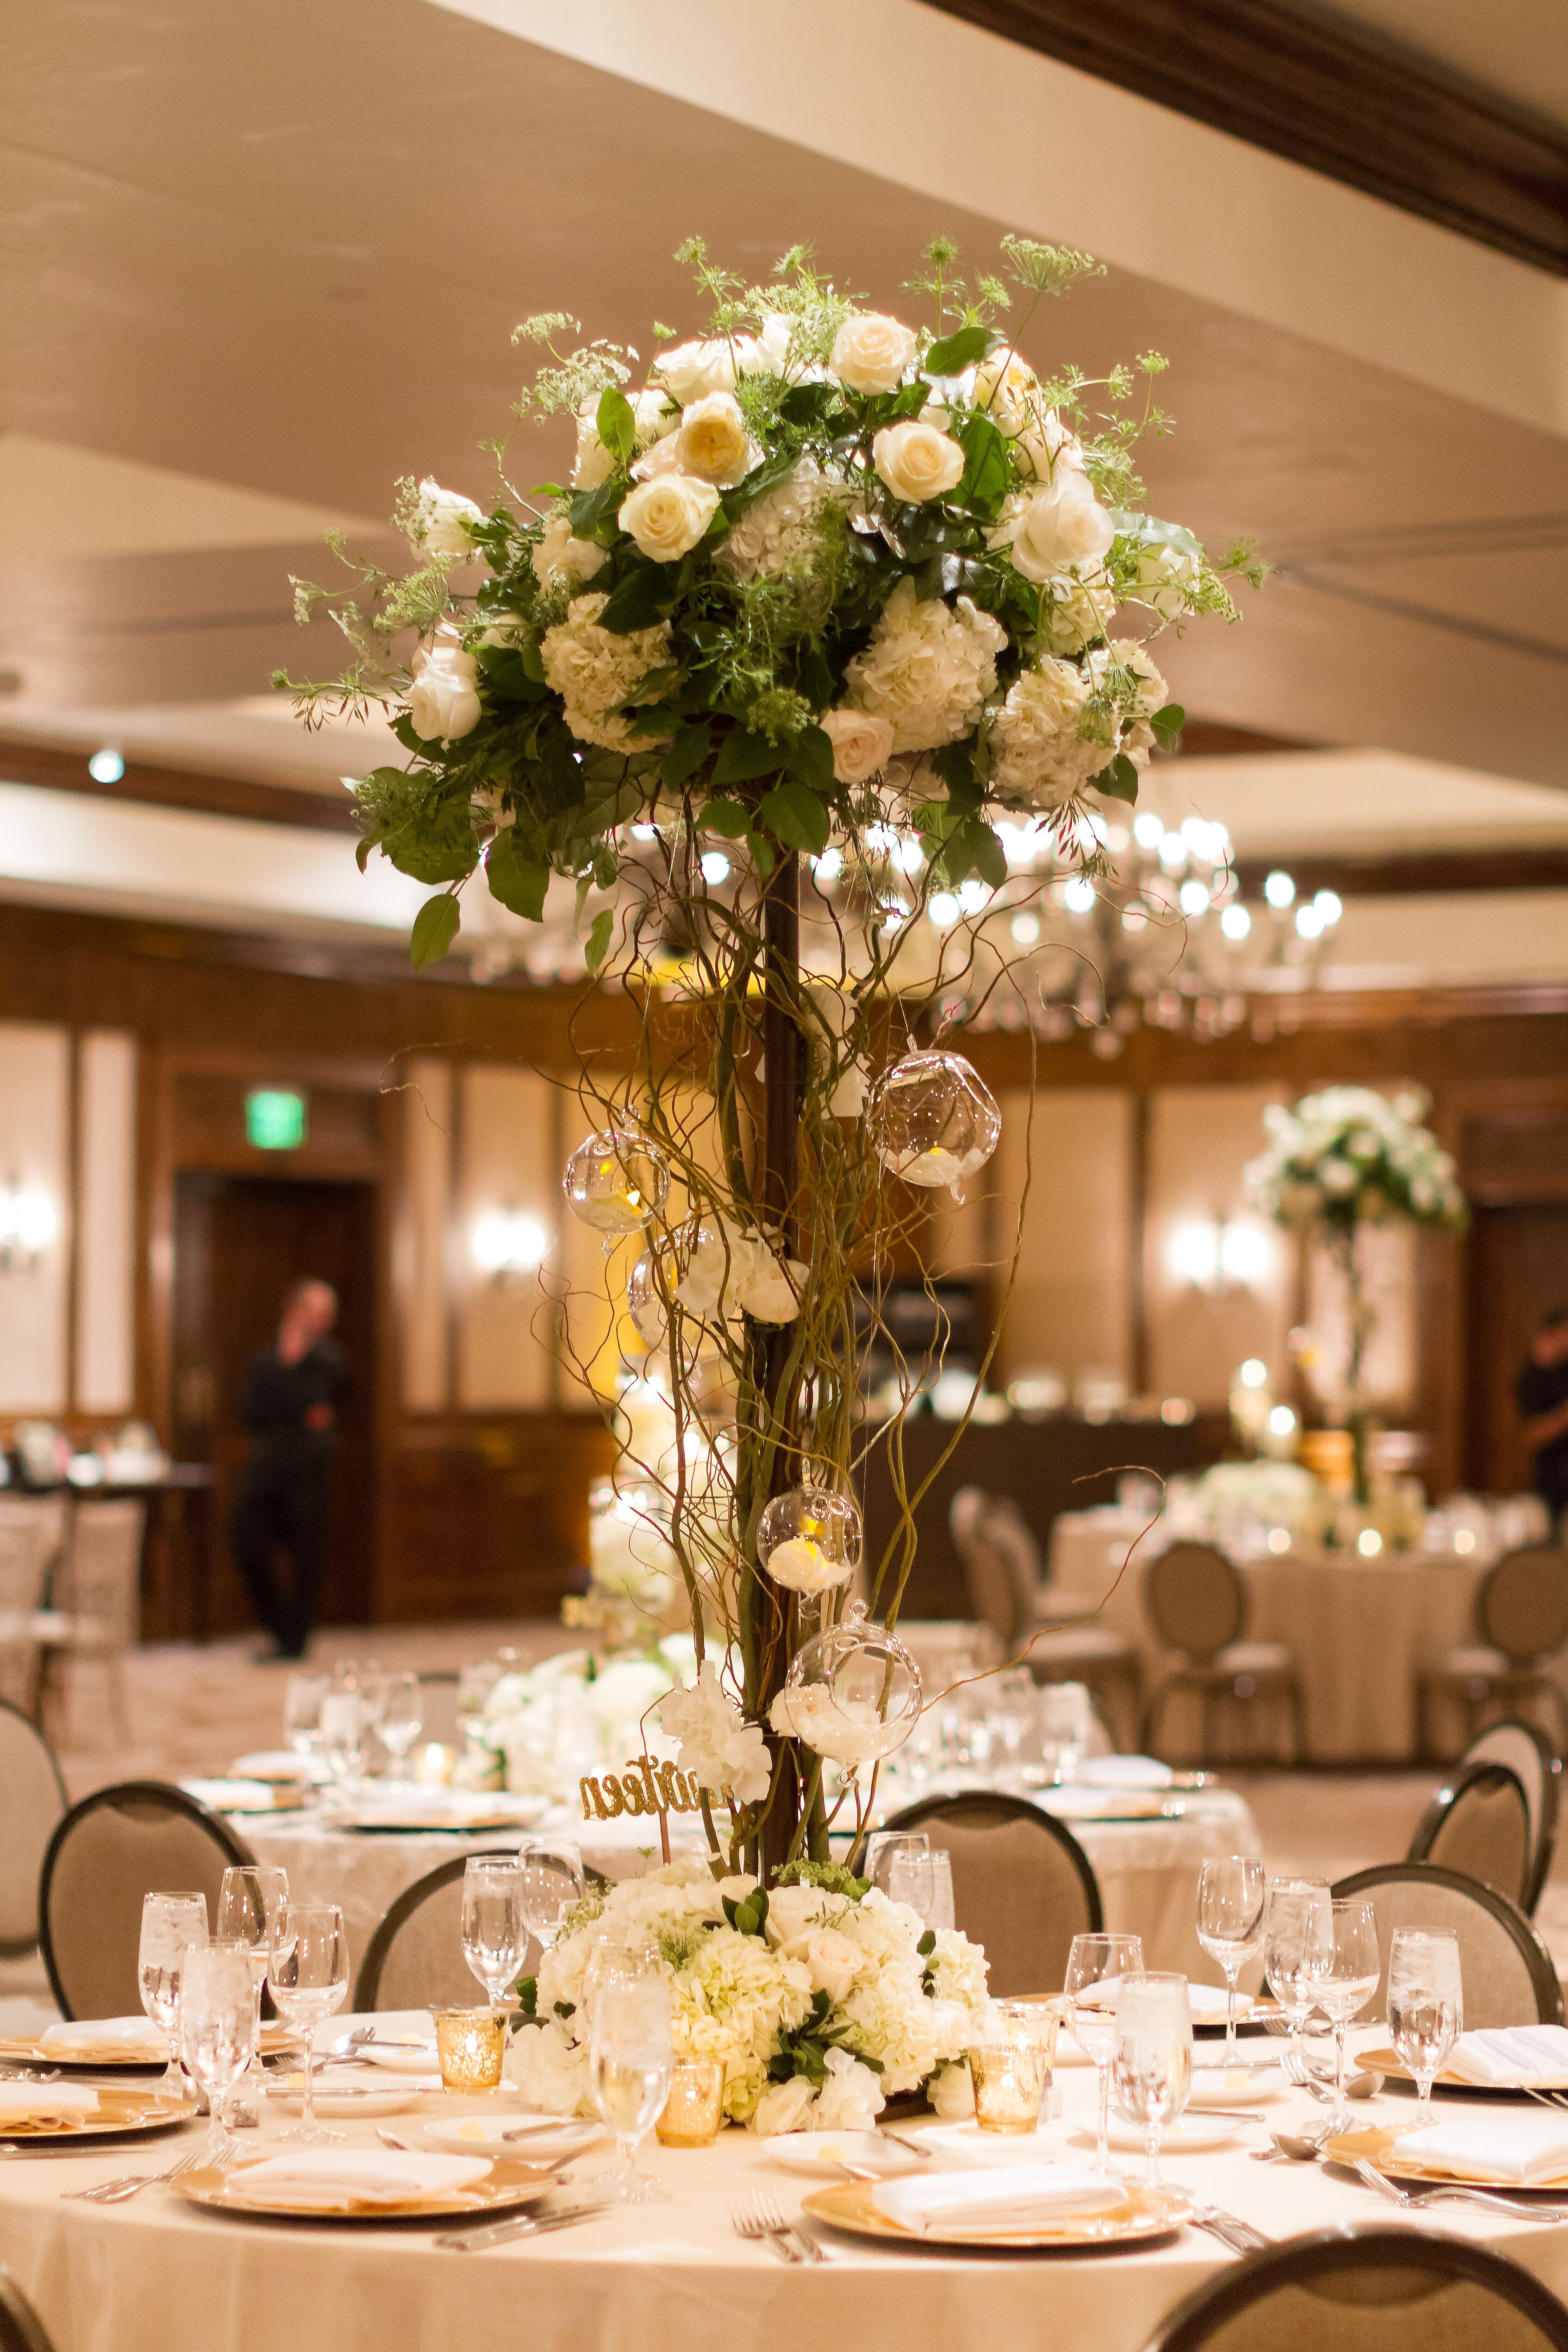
[507,1857,987,2130]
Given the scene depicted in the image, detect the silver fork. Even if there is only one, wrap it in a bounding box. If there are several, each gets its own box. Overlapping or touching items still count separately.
[1523,2086,1568,2113]
[756,2189,826,2264]
[1282,2053,1333,2105]
[732,2195,809,2264]
[1350,2156,1568,2225]
[66,2146,217,2204]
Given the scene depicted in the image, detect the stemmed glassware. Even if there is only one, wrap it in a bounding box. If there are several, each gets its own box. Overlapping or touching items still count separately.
[1063,1930,1144,2172]
[216,1865,289,2120]
[282,1672,328,1762]
[269,1903,348,2144]
[137,1890,209,2099]
[1262,1877,1331,2063]
[861,1832,935,1921]
[1112,1972,1192,2190]
[590,1975,673,2203]
[1196,1855,1267,2061]
[518,1840,587,1960]
[1036,1683,1093,1784]
[461,1858,530,2012]
[1302,1896,1381,2131]
[377,1674,424,1779]
[319,1681,364,1802]
[179,1940,258,2166]
[1387,1928,1462,2123]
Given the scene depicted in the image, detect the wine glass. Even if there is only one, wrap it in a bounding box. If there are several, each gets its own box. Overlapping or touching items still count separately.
[1063,1930,1144,2172]
[1387,1928,1462,2123]
[581,1927,662,2027]
[319,1683,364,1801]
[590,1976,673,2203]
[269,1903,349,2144]
[1112,1972,1192,2190]
[137,1890,209,2098]
[377,1673,424,1778]
[179,1939,257,2165]
[457,1662,503,1751]
[862,1832,936,1921]
[1302,1896,1381,2131]
[1262,1877,1331,2061]
[461,1858,529,2011]
[216,1865,289,2118]
[518,1840,587,1959]
[1196,1855,1267,2061]
[1037,1683,1093,1783]
[282,1671,328,1760]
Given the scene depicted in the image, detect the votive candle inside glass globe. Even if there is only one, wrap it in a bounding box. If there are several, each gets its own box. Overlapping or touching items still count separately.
[757,1487,862,1593]
[563,1124,672,1235]
[774,1602,921,1768]
[866,1051,1001,1198]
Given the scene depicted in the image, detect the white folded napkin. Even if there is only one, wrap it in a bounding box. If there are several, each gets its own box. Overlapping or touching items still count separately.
[1448,2027,1568,2086]
[227,2151,490,2208]
[1185,1985,1252,2022]
[38,2016,167,2056]
[873,2165,1124,2234]
[1076,1758,1174,1789]
[1396,2113,1568,2184]
[0,2082,100,2117]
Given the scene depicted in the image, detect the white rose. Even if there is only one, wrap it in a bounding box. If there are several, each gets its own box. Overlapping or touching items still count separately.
[813,2047,885,2132]
[763,1883,827,1952]
[1013,401,1085,484]
[992,473,1115,582]
[653,337,760,405]
[1320,1158,1358,1196]
[972,349,1037,424]
[927,2059,975,2120]
[632,388,679,446]
[571,399,615,490]
[407,634,481,744]
[734,1251,807,1325]
[754,312,795,374]
[831,312,917,395]
[675,391,756,489]
[1134,540,1200,620]
[804,1930,862,2007]
[407,478,483,560]
[872,420,964,504]
[619,473,721,563]
[819,707,894,784]
[752,2074,817,2137]
[530,513,607,591]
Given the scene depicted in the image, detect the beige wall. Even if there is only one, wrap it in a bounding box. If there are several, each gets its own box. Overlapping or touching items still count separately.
[74,1030,136,1414]
[984,1088,1135,1390]
[1145,1084,1293,1408]
[0,1021,70,1412]
[455,1064,559,1411]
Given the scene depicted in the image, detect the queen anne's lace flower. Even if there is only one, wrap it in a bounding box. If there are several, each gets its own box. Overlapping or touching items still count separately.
[539,593,672,751]
[988,657,1099,807]
[843,578,1006,753]
[660,1663,772,1806]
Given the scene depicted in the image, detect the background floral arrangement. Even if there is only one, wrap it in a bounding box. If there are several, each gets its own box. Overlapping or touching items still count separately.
[509,1858,988,2131]
[479,1639,696,1800]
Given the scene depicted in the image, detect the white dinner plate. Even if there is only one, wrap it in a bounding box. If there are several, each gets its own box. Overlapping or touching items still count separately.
[1187,2069,1284,2108]
[764,2130,928,2178]
[1070,2112,1246,2154]
[266,2074,425,2119]
[416,2113,606,2160]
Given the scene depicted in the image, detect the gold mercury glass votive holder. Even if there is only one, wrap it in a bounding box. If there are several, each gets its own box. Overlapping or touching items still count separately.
[968,2020,1051,2133]
[432,2006,507,2092]
[655,2058,726,2146]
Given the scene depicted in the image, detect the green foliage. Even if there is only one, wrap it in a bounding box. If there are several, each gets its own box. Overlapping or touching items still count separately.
[486,827,550,920]
[721,1886,770,1938]
[771,1859,870,1900]
[410,891,461,969]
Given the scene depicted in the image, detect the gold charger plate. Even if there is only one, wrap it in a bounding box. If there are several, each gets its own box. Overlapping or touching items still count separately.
[173,2154,559,2222]
[0,2023,296,2071]
[0,2087,190,2141]
[800,2177,1186,2251]
[1326,2125,1568,2192]
[1356,2047,1568,2097]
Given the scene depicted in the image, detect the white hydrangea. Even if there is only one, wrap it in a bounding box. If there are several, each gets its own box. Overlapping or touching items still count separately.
[1109,638,1169,755]
[1043,575,1117,655]
[716,457,844,582]
[539,592,672,751]
[659,1663,772,1807]
[988,656,1099,807]
[675,1926,814,2120]
[843,577,1006,753]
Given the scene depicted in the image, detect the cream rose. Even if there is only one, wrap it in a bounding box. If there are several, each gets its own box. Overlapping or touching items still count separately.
[830,312,917,395]
[819,707,894,784]
[530,513,606,591]
[675,391,756,489]
[804,1930,862,2007]
[406,479,483,561]
[654,336,762,405]
[872,420,964,504]
[407,637,481,744]
[993,473,1115,582]
[618,473,722,563]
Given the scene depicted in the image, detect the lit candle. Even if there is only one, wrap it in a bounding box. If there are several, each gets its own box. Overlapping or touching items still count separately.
[655,2058,725,2146]
[432,2006,506,2091]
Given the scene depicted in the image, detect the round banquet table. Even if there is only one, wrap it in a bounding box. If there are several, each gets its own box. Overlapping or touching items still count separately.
[1046,1508,1566,1763]
[4,2027,1567,2352]
[236,1780,1261,1989]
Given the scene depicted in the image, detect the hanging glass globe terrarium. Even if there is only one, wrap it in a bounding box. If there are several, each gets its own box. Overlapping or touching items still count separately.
[757,1487,862,1593]
[562,1122,671,1237]
[867,1050,1000,1201]
[771,1601,922,1772]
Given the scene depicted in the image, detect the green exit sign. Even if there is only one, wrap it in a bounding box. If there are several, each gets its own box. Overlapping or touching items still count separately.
[246,1089,307,1151]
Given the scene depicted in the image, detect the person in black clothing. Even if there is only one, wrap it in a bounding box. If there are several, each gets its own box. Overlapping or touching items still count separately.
[1517,1304,1568,1532]
[231,1278,345,1659]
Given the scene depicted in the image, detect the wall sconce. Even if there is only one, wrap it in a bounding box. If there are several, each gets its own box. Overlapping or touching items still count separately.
[472,1207,550,1286]
[1169,1214,1274,1296]
[0,1175,55,1274]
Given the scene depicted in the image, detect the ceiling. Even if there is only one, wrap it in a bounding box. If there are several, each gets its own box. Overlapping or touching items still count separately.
[1300,0,1568,128]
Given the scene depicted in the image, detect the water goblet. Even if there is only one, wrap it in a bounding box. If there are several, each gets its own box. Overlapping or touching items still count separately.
[319,1684,364,1802]
[590,1977,673,2203]
[180,1940,258,2165]
[1387,1928,1462,2123]
[282,1671,328,1760]
[1262,1877,1331,2062]
[1112,1972,1192,2190]
[1063,1930,1144,2172]
[461,1857,529,2012]
[1036,1683,1093,1784]
[137,1890,208,2099]
[216,1865,289,2117]
[1302,1897,1381,2132]
[518,1839,587,1959]
[862,1831,936,1922]
[377,1673,424,1779]
[1196,1855,1266,2062]
[269,1903,349,2145]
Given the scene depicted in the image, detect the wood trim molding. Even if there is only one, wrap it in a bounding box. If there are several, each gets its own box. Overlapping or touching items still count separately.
[924,0,1568,275]
[0,736,359,835]
[1231,847,1568,900]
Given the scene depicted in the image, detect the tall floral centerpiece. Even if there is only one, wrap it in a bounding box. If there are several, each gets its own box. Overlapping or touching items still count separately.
[283,235,1252,1877]
[1246,1086,1466,1501]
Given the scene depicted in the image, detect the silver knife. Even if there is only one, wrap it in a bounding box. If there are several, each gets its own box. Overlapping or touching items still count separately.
[436,2196,617,2252]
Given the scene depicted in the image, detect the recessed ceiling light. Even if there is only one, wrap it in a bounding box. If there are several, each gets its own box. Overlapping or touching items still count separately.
[88,749,125,783]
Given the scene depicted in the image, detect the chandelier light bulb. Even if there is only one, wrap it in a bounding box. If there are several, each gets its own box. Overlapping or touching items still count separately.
[1010,912,1040,945]
[1133,812,1164,849]
[88,748,126,784]
[1264,870,1295,909]
[699,851,730,885]
[927,892,960,929]
[1314,889,1343,926]
[1178,880,1210,916]
[1220,903,1251,940]
[1295,903,1324,938]
[1238,1357,1268,1389]
[1062,876,1095,913]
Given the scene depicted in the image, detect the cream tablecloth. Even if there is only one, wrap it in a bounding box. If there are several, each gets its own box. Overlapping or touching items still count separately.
[1047,1510,1560,1761]
[3,2027,1566,2352]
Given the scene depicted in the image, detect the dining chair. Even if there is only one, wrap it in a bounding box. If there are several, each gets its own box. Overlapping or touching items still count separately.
[1460,1718,1561,1913]
[1139,1541,1306,1765]
[1406,1758,1532,1909]
[1331,1860,1564,2031]
[39,1781,255,2020]
[39,1501,145,1747]
[1143,2223,1568,2352]
[949,1488,1143,1748]
[0,1515,58,1721]
[0,2272,60,2352]
[355,1852,517,2011]
[1418,1544,1568,1758]
[880,1789,1102,1998]
[0,1701,67,1960]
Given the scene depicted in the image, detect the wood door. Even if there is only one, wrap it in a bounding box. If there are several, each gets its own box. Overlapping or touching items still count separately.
[171,1172,377,1633]
[1463,1204,1568,1495]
